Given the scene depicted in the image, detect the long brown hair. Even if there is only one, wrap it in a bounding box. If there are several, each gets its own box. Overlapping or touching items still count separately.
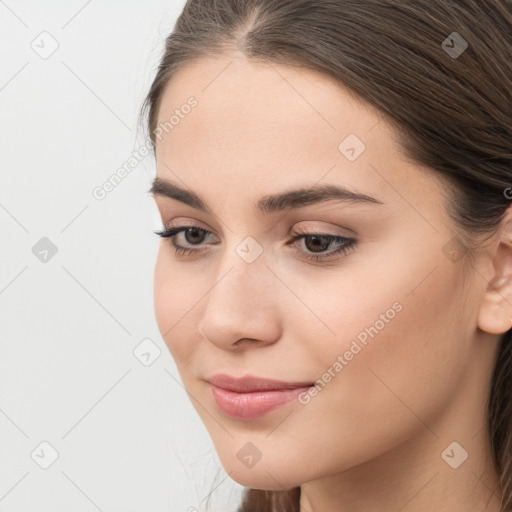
[140,1,512,510]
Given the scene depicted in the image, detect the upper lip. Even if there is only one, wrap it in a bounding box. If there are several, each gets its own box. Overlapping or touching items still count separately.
[205,373,314,392]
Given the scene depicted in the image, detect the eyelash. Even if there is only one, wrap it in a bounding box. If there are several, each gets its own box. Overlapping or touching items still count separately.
[153,225,357,262]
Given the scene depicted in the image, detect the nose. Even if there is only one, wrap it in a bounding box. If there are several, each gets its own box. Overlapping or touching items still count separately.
[197,252,282,351]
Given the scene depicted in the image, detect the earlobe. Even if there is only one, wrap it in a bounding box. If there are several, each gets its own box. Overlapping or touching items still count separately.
[477,214,512,335]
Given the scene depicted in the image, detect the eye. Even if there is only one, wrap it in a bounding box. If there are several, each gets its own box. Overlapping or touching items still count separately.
[285,228,357,262]
[153,226,216,256]
[153,225,357,262]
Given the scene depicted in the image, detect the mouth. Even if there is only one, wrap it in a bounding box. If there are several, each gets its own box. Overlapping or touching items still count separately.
[205,373,314,420]
[205,373,315,392]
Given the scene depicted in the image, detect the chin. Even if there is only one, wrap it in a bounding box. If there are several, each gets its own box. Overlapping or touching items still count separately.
[230,470,300,491]
[218,454,304,490]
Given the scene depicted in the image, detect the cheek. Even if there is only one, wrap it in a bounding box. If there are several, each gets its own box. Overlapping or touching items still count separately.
[292,232,464,369]
[153,247,202,363]
[292,247,467,431]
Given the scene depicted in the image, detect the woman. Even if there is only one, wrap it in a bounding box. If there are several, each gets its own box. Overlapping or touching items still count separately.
[141,1,512,510]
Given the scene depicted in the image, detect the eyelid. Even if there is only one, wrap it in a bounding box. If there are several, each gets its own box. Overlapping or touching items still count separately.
[289,223,355,238]
[165,218,218,236]
[161,220,353,243]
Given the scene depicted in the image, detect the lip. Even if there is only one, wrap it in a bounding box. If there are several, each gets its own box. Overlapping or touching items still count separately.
[205,373,314,392]
[205,374,314,421]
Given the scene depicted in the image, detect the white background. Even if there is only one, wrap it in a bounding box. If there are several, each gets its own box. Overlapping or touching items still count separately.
[0,1,244,510]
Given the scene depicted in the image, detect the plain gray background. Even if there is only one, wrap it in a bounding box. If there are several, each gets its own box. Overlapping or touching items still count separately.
[0,1,244,510]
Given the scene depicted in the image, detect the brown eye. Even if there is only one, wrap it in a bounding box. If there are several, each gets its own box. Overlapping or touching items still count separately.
[287,231,357,262]
[182,227,208,245]
[154,225,357,262]
[302,234,334,253]
[153,225,217,256]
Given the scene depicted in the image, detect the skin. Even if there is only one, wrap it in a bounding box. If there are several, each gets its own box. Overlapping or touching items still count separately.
[151,52,512,512]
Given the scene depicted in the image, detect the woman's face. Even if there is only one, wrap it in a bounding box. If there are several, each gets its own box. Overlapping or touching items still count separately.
[151,54,498,490]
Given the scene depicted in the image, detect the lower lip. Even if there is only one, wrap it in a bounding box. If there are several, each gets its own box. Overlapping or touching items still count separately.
[209,383,312,421]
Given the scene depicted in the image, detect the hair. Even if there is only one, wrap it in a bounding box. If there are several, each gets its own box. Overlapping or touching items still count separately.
[140,1,512,510]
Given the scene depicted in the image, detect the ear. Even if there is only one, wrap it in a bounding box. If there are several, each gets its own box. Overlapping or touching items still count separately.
[477,210,512,334]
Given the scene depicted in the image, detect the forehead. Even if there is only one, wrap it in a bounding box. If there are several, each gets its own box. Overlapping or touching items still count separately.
[156,54,384,151]
[154,54,445,215]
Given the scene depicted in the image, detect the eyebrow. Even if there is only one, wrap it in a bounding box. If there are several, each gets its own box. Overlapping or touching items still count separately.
[148,177,383,214]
